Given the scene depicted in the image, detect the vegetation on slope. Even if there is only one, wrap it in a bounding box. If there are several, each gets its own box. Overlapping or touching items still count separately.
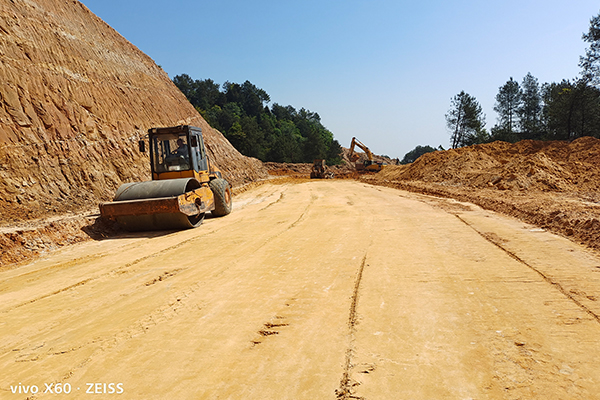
[173,75,342,165]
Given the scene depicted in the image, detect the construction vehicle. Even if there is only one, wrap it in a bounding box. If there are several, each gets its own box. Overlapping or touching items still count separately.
[310,159,334,179]
[99,125,232,231]
[348,137,387,172]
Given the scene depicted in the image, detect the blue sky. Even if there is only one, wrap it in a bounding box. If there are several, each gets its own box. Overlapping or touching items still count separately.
[80,0,600,158]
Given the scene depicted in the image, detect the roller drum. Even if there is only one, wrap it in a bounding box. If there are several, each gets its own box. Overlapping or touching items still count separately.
[116,212,205,231]
[111,178,205,231]
[114,178,201,201]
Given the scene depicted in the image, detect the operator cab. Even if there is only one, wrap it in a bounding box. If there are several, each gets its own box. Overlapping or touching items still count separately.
[142,126,210,182]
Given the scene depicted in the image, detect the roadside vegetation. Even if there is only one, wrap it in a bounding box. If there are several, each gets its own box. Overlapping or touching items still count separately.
[173,76,342,165]
[445,11,600,150]
[402,11,600,163]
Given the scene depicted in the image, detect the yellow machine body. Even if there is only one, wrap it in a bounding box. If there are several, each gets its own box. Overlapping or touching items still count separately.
[99,125,232,231]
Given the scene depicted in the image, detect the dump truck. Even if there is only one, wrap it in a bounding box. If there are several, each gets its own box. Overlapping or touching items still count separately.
[348,137,387,172]
[99,125,232,231]
[310,159,334,179]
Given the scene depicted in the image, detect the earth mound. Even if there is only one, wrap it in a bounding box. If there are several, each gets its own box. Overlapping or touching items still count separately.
[377,137,600,193]
[366,137,600,252]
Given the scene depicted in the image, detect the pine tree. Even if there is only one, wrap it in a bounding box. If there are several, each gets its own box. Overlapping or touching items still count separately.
[519,73,543,138]
[446,91,486,148]
[493,77,522,136]
[580,12,600,86]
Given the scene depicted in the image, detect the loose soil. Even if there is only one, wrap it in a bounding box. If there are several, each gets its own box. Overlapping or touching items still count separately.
[3,137,599,270]
[364,137,600,252]
[2,181,600,399]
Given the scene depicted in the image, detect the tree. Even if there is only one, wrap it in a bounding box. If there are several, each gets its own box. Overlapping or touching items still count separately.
[446,91,486,148]
[172,74,195,101]
[401,145,437,164]
[493,77,522,137]
[519,73,543,139]
[580,12,600,86]
[172,75,342,164]
[542,79,600,140]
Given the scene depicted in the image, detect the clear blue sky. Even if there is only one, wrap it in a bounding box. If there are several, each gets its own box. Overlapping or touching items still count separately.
[80,0,599,158]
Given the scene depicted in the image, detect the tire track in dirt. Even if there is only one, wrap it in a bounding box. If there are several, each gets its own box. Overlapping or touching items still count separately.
[258,192,285,212]
[0,182,286,300]
[1,230,215,314]
[400,189,600,326]
[336,253,368,400]
[454,214,600,325]
[31,186,320,390]
[1,193,276,315]
[1,185,318,363]
[10,281,207,389]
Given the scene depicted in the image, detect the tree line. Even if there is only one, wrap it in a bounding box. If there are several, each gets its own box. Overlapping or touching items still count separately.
[172,75,342,164]
[446,11,600,149]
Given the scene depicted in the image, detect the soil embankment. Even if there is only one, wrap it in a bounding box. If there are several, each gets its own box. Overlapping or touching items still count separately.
[0,0,268,267]
[0,0,267,227]
[364,137,600,252]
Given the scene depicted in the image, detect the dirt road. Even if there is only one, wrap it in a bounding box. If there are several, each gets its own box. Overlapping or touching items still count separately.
[2,180,600,399]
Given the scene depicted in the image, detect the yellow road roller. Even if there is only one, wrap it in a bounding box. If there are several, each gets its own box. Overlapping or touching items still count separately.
[99,125,232,231]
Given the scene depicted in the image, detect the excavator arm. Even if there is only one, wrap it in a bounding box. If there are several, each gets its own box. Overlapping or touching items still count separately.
[349,137,374,162]
[348,137,386,172]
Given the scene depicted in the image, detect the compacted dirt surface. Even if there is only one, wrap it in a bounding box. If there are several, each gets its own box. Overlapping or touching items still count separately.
[2,180,600,399]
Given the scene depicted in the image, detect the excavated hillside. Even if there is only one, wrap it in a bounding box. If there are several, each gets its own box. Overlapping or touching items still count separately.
[365,137,600,252]
[0,0,267,229]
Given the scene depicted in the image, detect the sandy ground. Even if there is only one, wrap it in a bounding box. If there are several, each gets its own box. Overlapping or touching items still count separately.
[2,180,600,399]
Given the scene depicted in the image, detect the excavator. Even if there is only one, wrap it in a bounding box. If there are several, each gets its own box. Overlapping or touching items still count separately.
[99,125,232,231]
[348,137,387,172]
[310,159,334,179]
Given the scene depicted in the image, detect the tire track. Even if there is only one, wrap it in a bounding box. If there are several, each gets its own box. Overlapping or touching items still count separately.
[258,192,285,212]
[0,184,287,299]
[454,214,600,325]
[1,226,224,314]
[7,281,205,383]
[336,254,368,400]
[3,186,314,316]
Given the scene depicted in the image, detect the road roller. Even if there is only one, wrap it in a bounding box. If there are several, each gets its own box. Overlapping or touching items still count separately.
[99,125,232,231]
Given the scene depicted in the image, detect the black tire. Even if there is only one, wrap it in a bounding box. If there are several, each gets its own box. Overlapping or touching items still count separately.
[209,178,232,217]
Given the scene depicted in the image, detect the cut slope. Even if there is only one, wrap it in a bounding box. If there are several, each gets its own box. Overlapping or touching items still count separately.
[0,0,267,226]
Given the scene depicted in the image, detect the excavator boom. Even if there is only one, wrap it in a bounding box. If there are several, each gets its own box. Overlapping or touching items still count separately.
[348,137,386,172]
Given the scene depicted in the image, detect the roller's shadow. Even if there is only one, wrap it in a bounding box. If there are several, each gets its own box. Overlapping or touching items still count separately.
[82,213,216,240]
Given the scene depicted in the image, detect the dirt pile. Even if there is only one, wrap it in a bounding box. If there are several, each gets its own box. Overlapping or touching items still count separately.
[365,137,600,252]
[377,137,600,193]
[0,0,267,228]
[264,162,357,178]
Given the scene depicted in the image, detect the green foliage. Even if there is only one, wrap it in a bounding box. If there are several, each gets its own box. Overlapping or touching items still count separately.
[580,12,600,86]
[401,145,438,164]
[453,65,600,149]
[542,79,600,140]
[173,75,342,164]
[493,77,521,135]
[446,91,486,148]
[519,73,544,139]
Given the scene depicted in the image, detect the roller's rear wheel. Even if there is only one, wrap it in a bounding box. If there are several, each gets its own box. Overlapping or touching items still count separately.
[209,178,232,217]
